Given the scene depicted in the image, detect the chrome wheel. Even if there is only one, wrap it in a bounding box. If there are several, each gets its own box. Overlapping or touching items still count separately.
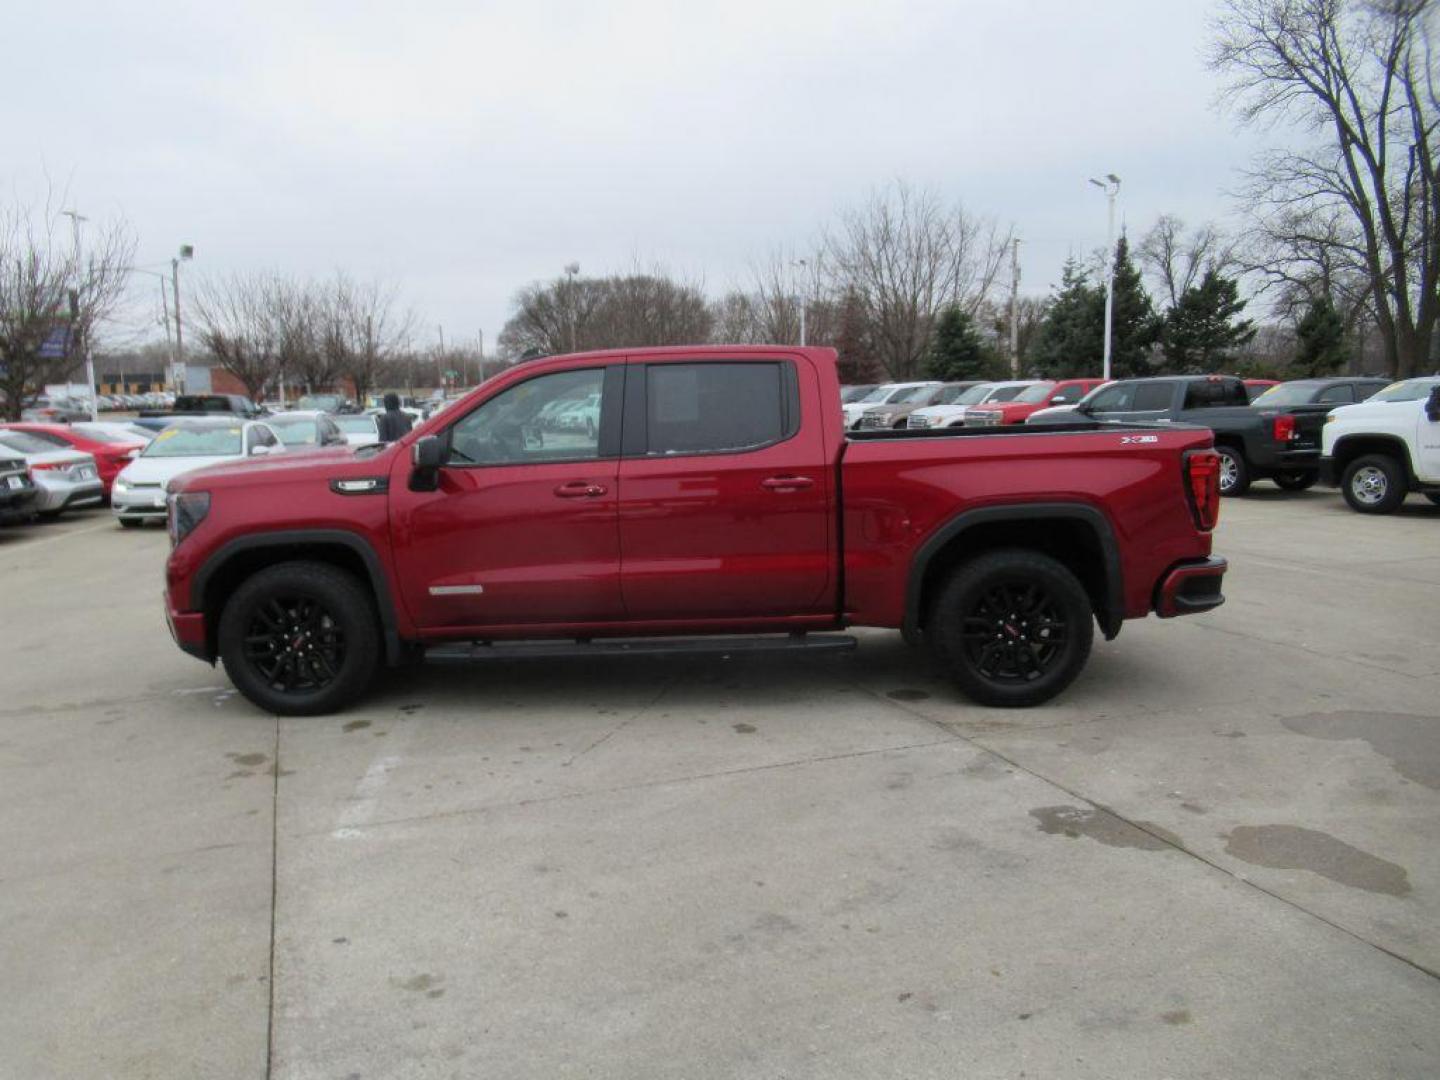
[1350,466,1388,506]
[1218,452,1239,493]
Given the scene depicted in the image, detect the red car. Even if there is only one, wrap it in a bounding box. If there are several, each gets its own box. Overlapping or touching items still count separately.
[163,346,1226,716]
[0,423,146,497]
[963,378,1110,426]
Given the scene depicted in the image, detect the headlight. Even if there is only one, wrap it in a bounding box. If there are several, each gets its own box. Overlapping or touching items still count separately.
[1324,414,1336,423]
[112,480,130,494]
[167,491,211,546]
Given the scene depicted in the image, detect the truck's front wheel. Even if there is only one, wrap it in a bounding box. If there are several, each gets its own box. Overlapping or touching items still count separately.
[927,549,1094,708]
[218,560,380,716]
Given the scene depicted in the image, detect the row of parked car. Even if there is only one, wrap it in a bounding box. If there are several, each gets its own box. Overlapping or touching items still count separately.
[841,373,1440,515]
[20,391,177,422]
[0,407,398,529]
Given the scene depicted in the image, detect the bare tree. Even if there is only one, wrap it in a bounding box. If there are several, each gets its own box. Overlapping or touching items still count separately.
[323,274,413,405]
[1138,215,1243,308]
[1212,0,1440,377]
[823,181,1011,379]
[191,273,285,402]
[499,268,712,356]
[0,192,136,418]
[273,279,330,394]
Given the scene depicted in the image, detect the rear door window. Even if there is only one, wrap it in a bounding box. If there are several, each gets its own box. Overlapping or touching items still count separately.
[1131,383,1175,411]
[642,362,798,456]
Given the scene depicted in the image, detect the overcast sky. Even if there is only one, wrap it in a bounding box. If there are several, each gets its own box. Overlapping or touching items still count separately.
[7,0,1271,352]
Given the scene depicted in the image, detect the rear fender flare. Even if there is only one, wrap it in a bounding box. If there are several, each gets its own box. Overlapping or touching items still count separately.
[903,503,1125,641]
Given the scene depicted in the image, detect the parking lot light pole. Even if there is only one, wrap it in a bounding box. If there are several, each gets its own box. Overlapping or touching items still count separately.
[564,263,580,353]
[793,258,808,346]
[61,210,100,421]
[172,245,194,394]
[1089,175,1120,381]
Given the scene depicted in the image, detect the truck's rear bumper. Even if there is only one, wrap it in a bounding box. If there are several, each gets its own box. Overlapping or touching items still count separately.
[1155,557,1227,618]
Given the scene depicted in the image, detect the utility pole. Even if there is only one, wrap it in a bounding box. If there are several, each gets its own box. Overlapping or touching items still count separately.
[793,258,808,346]
[437,324,445,391]
[1008,237,1021,378]
[61,210,99,420]
[1089,175,1120,381]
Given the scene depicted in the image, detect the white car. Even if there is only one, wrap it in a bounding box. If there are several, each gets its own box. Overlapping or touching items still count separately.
[265,410,351,451]
[0,430,103,517]
[842,381,940,428]
[332,413,382,446]
[111,418,285,527]
[1320,376,1440,514]
[906,380,1038,429]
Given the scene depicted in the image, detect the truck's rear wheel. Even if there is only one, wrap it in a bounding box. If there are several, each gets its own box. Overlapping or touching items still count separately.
[218,560,379,716]
[1216,445,1250,496]
[1341,454,1406,514]
[926,549,1093,708]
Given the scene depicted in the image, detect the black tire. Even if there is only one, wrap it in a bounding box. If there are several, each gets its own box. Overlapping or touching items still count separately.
[117,518,143,529]
[218,560,380,716]
[1274,471,1318,492]
[926,549,1094,708]
[1340,454,1406,514]
[1215,445,1251,496]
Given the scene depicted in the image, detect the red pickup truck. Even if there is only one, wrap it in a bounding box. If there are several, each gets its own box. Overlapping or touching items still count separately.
[163,346,1227,716]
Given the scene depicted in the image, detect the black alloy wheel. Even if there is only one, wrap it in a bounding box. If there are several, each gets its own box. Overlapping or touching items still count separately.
[219,561,379,715]
[928,549,1094,708]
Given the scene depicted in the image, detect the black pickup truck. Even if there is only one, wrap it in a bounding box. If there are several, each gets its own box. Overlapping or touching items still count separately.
[1029,375,1326,495]
[139,394,265,420]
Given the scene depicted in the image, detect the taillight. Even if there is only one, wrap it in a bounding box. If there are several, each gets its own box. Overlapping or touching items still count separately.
[1272,414,1296,442]
[1185,449,1221,531]
[28,461,64,473]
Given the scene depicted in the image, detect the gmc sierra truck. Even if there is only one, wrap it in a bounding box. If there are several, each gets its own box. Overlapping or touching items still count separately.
[162,346,1228,716]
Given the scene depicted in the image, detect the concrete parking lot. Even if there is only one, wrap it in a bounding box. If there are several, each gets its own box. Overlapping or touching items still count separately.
[1,489,1437,1079]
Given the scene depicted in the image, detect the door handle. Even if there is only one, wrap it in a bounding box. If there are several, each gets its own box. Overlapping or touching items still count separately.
[761,475,814,491]
[554,481,607,498]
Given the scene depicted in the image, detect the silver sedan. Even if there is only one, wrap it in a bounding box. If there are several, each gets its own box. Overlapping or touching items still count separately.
[0,431,104,516]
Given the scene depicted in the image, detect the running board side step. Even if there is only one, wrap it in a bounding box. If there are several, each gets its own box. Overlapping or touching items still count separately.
[424,634,858,664]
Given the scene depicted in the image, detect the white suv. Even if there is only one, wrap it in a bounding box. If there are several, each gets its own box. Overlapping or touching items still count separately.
[1320,377,1440,513]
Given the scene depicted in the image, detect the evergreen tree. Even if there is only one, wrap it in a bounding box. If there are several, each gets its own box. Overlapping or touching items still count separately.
[1108,236,1162,378]
[1031,259,1104,378]
[1161,270,1256,373]
[1292,297,1347,377]
[924,306,997,381]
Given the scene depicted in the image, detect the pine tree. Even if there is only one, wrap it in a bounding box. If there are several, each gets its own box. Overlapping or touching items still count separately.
[1108,236,1162,378]
[1292,297,1347,377]
[924,306,997,381]
[1031,259,1104,378]
[1161,270,1257,373]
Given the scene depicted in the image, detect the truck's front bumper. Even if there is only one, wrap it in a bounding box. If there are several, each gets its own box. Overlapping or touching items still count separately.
[1155,557,1227,618]
[165,593,211,662]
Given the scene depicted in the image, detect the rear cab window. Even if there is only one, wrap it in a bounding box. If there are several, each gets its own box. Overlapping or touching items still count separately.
[1183,379,1248,409]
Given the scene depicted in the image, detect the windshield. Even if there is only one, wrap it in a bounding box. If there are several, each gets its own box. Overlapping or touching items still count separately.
[267,417,323,446]
[72,424,139,444]
[334,416,378,434]
[1013,383,1057,404]
[0,431,61,454]
[935,384,972,404]
[1253,383,1320,406]
[1368,378,1439,403]
[857,385,896,404]
[141,426,243,458]
[841,385,875,403]
[894,385,936,404]
[954,384,996,406]
[297,394,342,412]
[985,385,1028,403]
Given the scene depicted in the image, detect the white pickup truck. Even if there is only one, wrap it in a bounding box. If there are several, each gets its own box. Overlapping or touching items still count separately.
[1320,376,1440,513]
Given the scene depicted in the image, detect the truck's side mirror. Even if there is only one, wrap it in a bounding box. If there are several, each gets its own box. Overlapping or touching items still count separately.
[1427,386,1440,422]
[410,435,444,492]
